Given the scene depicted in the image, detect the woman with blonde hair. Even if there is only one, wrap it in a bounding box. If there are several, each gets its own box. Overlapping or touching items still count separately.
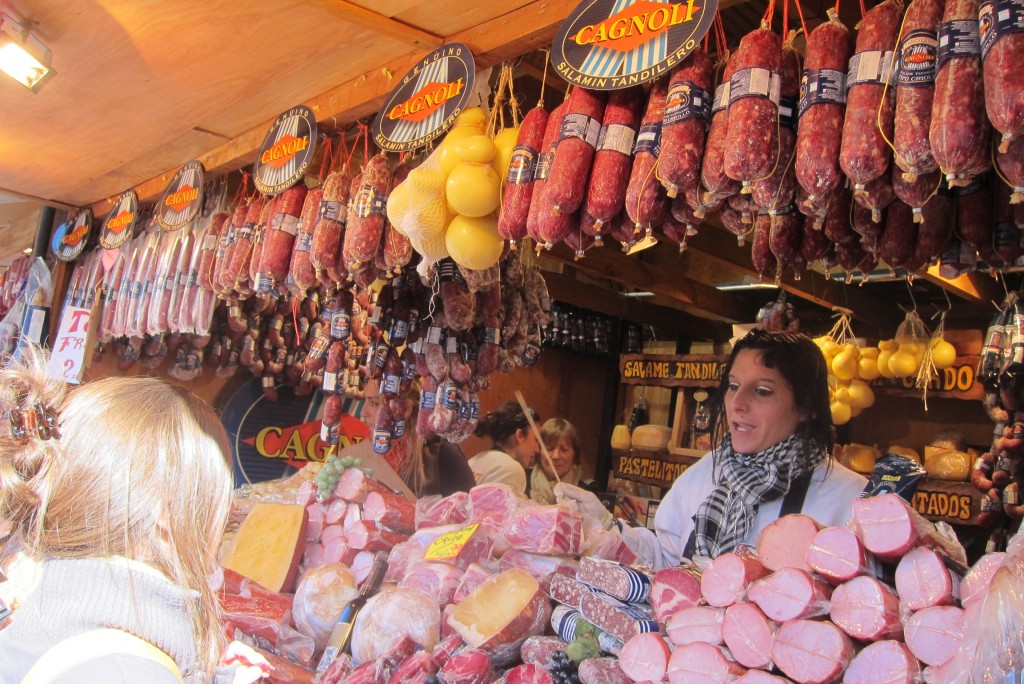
[529,418,583,504]
[0,347,265,683]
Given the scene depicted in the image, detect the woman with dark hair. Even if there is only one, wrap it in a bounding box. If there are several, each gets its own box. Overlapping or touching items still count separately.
[469,401,541,494]
[559,330,867,569]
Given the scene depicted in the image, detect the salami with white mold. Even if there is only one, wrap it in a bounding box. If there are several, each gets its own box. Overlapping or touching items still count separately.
[839,0,902,189]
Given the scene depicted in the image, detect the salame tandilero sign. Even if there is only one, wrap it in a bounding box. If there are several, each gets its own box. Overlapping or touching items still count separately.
[619,353,726,388]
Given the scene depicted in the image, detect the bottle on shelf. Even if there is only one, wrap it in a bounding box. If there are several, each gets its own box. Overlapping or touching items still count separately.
[314,552,389,678]
[688,390,711,450]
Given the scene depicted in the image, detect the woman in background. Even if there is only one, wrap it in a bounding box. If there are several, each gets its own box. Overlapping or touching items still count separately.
[469,401,541,494]
[0,347,266,683]
[528,417,583,504]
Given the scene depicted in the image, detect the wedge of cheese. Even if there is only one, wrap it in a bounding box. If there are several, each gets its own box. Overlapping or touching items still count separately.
[923,446,972,481]
[223,503,308,593]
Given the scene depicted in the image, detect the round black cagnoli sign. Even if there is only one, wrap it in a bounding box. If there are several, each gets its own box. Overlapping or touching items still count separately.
[253,105,318,196]
[55,209,92,262]
[99,190,139,249]
[157,160,205,231]
[371,43,476,152]
[552,0,718,90]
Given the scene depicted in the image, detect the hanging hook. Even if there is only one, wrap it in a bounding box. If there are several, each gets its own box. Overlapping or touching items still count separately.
[899,277,918,313]
[933,286,952,318]
[993,271,1011,310]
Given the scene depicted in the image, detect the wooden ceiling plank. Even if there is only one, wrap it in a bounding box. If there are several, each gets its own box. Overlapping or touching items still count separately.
[921,265,1004,309]
[311,0,444,50]
[543,270,732,342]
[685,223,902,334]
[88,0,579,217]
[544,242,758,324]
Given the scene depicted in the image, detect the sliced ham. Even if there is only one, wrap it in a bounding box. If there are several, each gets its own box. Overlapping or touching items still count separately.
[649,565,703,623]
[843,640,921,684]
[618,632,672,682]
[439,647,495,684]
[757,514,822,573]
[722,601,776,670]
[666,605,726,646]
[701,552,768,607]
[666,642,746,683]
[805,525,878,585]
[398,561,463,606]
[416,491,470,528]
[829,575,903,642]
[771,620,855,684]
[503,504,584,556]
[904,605,965,667]
[747,567,832,622]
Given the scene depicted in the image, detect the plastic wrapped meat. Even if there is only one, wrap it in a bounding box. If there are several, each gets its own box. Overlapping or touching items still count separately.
[502,504,583,556]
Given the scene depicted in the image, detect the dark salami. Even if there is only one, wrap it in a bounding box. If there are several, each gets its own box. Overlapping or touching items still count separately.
[752,213,778,280]
[996,136,1024,204]
[721,206,753,246]
[912,190,955,266]
[661,211,691,252]
[752,39,800,213]
[724,27,783,189]
[956,178,995,247]
[221,196,265,294]
[247,194,282,296]
[853,170,896,223]
[287,186,324,294]
[624,78,670,234]
[311,169,352,287]
[527,101,568,246]
[382,163,413,274]
[823,189,859,244]
[893,0,944,180]
[993,181,1022,262]
[332,173,363,285]
[930,0,992,186]
[894,169,943,221]
[839,0,902,188]
[837,238,873,275]
[769,210,803,275]
[880,198,919,268]
[981,0,1024,150]
[499,105,549,246]
[212,201,248,295]
[585,87,645,231]
[701,52,742,203]
[659,50,714,198]
[852,199,885,239]
[258,183,308,292]
[801,213,834,266]
[546,87,606,216]
[344,154,392,270]
[796,10,853,204]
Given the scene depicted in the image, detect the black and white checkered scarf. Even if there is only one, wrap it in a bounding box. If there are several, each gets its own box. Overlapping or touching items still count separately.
[692,432,825,558]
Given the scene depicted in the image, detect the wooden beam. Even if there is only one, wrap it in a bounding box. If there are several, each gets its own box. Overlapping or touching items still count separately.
[922,265,1004,309]
[685,222,903,335]
[312,0,444,50]
[541,270,733,342]
[88,0,580,216]
[544,242,758,324]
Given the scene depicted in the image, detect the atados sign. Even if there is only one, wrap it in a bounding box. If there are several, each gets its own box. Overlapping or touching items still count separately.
[553,0,717,90]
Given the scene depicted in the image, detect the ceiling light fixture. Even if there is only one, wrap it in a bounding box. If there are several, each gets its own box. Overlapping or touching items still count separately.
[0,10,55,92]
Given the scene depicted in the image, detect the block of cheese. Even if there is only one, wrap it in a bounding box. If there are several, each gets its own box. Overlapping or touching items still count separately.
[923,447,971,481]
[223,503,308,593]
[631,425,672,451]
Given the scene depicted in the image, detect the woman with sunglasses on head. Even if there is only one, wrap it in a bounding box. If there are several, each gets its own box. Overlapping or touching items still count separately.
[558,330,867,569]
[0,347,268,683]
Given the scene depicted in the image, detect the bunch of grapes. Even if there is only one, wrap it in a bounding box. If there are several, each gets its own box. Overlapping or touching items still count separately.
[548,651,580,684]
[313,453,373,501]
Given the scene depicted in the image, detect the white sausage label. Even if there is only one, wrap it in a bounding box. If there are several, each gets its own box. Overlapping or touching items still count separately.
[846,51,895,88]
[712,82,731,113]
[596,123,637,155]
[558,113,602,149]
[635,122,663,157]
[729,67,781,105]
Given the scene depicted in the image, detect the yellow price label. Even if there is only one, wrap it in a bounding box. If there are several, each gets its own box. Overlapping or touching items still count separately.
[423,523,479,561]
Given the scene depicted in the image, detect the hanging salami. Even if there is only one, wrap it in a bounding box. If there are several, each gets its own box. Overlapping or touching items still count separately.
[658,50,715,198]
[893,0,944,181]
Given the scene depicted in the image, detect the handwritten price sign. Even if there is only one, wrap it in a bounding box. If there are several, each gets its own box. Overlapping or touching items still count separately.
[424,523,479,561]
[47,305,91,384]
